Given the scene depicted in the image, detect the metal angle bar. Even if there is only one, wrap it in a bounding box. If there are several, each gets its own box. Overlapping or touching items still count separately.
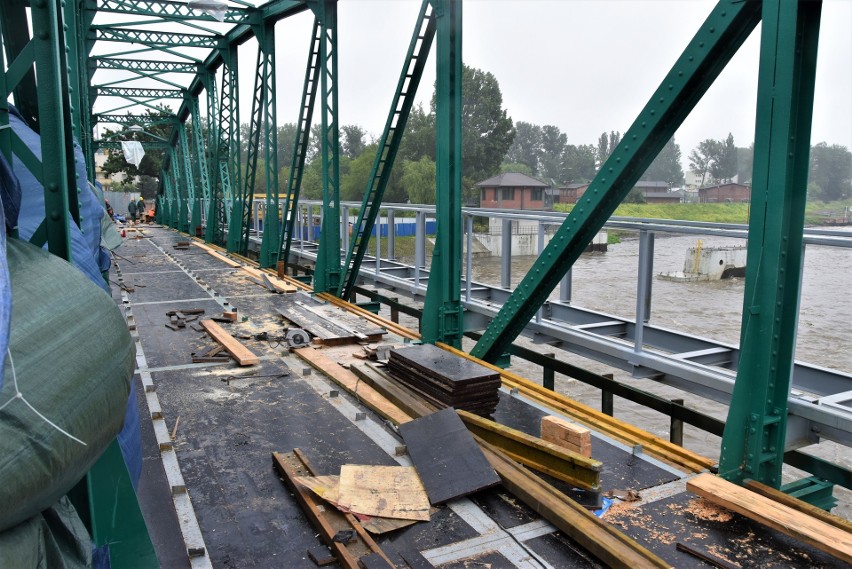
[337,0,436,300]
[720,1,822,487]
[471,0,763,363]
[278,18,321,270]
[94,57,197,73]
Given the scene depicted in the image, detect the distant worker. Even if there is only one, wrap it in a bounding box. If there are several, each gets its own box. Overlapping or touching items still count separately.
[127,198,137,223]
[138,196,146,222]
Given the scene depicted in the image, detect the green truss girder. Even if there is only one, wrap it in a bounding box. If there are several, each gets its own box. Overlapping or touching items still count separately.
[719,0,821,487]
[94,114,176,127]
[92,0,250,24]
[421,0,463,347]
[93,27,220,49]
[337,0,436,300]
[178,120,198,231]
[277,18,321,270]
[94,57,197,74]
[471,0,763,362]
[212,45,240,245]
[1,0,40,132]
[188,96,210,233]
[97,86,185,99]
[94,141,169,151]
[310,0,342,293]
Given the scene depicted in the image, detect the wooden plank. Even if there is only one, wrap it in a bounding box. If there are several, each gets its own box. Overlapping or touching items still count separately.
[459,410,601,491]
[293,347,412,426]
[476,436,672,568]
[541,415,592,457]
[337,465,430,521]
[351,364,439,419]
[199,319,259,366]
[398,408,500,505]
[743,479,852,534]
[272,452,393,569]
[687,473,852,564]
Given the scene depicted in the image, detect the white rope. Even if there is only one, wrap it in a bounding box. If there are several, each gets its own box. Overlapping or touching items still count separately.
[0,348,87,446]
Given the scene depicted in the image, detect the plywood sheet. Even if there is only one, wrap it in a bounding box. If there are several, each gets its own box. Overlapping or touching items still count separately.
[399,408,500,505]
[337,465,430,522]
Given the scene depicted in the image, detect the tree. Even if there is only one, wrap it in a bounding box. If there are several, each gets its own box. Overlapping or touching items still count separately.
[642,136,684,186]
[500,162,533,176]
[276,123,298,169]
[737,144,754,184]
[398,104,435,162]
[609,131,622,155]
[540,125,567,182]
[596,132,609,168]
[340,144,376,201]
[341,125,368,159]
[100,106,173,186]
[504,121,542,175]
[562,144,597,182]
[689,139,721,187]
[809,143,852,200]
[402,156,436,204]
[711,133,737,183]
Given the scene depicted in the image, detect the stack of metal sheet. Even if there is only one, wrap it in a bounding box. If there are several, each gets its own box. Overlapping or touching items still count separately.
[387,344,501,417]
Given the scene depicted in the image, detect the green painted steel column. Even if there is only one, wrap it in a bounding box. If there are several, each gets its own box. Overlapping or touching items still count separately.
[310,0,342,293]
[210,44,240,246]
[470,0,762,363]
[178,120,198,232]
[258,21,281,268]
[188,96,209,233]
[720,0,821,487]
[421,0,463,347]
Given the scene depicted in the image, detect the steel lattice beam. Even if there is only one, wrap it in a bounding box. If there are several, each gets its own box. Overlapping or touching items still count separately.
[92,0,250,24]
[93,27,220,48]
[97,86,185,98]
[94,113,176,126]
[94,57,197,73]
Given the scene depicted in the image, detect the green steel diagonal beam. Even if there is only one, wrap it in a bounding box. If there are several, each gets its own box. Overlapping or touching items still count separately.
[94,44,201,62]
[310,0,341,293]
[96,69,186,91]
[719,0,821,488]
[470,0,763,362]
[93,0,251,24]
[277,18,321,269]
[421,0,463,347]
[93,27,220,48]
[94,57,197,73]
[337,0,436,300]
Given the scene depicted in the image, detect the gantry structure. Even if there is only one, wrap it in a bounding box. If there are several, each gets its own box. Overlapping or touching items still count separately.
[0,0,842,560]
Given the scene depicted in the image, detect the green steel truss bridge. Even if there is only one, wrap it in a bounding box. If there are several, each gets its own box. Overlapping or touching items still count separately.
[1,0,848,563]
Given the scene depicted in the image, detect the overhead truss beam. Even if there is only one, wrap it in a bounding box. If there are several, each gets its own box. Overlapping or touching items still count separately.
[93,57,197,73]
[93,28,220,49]
[91,0,251,24]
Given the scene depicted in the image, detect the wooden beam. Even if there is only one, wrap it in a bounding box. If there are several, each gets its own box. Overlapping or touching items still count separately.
[743,479,852,534]
[688,473,852,564]
[199,319,259,366]
[541,415,592,457]
[293,347,412,426]
[459,410,601,491]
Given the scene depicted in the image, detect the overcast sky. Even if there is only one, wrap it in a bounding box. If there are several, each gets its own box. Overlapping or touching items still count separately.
[93,0,852,165]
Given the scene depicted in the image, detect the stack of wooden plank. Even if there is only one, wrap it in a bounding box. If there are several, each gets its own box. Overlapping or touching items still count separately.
[276,295,386,346]
[387,344,500,416]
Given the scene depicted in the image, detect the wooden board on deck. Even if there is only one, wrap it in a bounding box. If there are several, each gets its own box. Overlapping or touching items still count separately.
[200,319,259,366]
[687,472,852,565]
[337,465,430,522]
[398,408,500,505]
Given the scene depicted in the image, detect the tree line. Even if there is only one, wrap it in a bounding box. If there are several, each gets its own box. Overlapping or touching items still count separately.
[102,67,851,204]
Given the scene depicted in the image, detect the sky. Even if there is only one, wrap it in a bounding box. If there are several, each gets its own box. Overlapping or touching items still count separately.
[91,0,852,168]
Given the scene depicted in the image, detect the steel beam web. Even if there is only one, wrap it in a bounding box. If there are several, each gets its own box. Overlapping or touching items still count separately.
[337,0,436,300]
[311,0,341,293]
[421,0,463,347]
[258,22,281,268]
[277,18,321,270]
[471,0,763,362]
[720,0,822,487]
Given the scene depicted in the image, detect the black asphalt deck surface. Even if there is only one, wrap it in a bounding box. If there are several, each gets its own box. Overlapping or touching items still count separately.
[113,226,834,569]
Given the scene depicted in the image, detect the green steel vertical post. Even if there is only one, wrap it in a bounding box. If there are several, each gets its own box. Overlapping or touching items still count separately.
[310,0,341,293]
[720,0,821,487]
[277,18,321,269]
[470,0,762,362]
[27,0,79,260]
[189,96,209,232]
[210,44,239,245]
[258,21,280,268]
[421,0,463,347]
[178,120,198,232]
[201,68,222,243]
